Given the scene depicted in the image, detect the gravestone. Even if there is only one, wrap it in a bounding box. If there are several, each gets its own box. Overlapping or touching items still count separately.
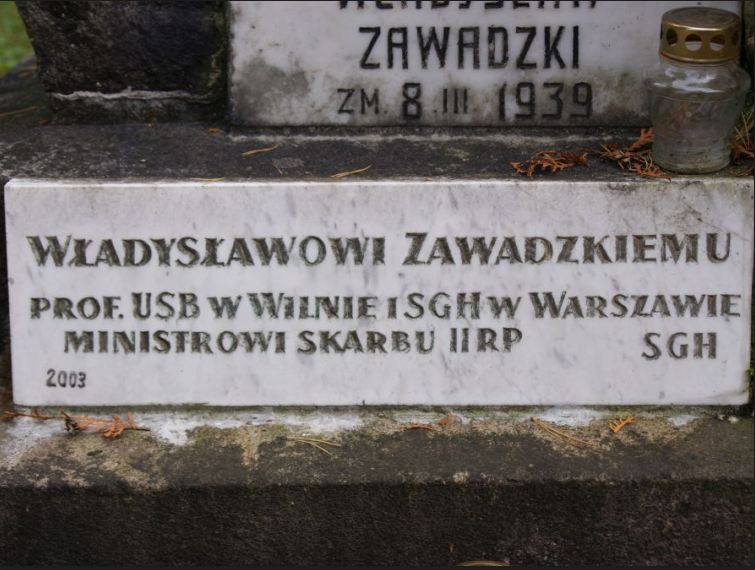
[229,0,739,126]
[5,179,753,406]
[1,1,753,566]
[5,0,750,407]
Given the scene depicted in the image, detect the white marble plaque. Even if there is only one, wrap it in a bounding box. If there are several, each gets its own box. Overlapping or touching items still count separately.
[229,0,741,126]
[5,179,754,406]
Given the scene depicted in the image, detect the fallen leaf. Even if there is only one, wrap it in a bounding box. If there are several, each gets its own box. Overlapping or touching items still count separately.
[2,407,56,421]
[436,414,462,429]
[626,127,654,152]
[608,415,636,433]
[511,150,587,178]
[591,129,671,180]
[407,423,436,431]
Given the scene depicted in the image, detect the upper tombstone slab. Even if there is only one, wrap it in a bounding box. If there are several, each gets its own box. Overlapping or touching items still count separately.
[229,0,741,127]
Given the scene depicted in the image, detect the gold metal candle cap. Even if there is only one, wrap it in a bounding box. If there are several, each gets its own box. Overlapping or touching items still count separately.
[659,7,742,64]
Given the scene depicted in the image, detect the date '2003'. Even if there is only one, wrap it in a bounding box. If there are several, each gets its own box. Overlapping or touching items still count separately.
[46,369,86,388]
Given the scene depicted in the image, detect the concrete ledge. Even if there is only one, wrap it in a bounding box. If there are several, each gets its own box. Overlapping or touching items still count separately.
[4,58,750,183]
[0,408,753,565]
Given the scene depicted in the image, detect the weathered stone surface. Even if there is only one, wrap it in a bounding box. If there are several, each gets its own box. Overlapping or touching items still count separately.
[15,1,227,122]
[0,410,752,565]
[229,1,741,127]
[1,69,753,410]
[0,67,657,363]
[5,179,753,406]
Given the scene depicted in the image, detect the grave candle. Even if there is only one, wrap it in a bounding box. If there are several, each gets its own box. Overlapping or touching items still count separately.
[643,7,750,173]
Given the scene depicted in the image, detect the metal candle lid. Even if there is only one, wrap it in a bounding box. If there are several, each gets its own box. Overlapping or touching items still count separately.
[659,7,742,64]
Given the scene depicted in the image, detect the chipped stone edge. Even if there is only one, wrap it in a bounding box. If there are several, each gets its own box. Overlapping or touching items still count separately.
[50,89,218,103]
[0,405,731,459]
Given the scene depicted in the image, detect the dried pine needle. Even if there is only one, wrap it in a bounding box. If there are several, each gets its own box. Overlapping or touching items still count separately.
[301,441,332,454]
[2,407,56,421]
[0,105,39,120]
[731,108,754,176]
[407,423,436,431]
[531,418,591,448]
[289,436,341,447]
[2,408,148,439]
[241,144,279,156]
[190,177,227,183]
[733,107,754,147]
[331,165,372,178]
[287,436,341,455]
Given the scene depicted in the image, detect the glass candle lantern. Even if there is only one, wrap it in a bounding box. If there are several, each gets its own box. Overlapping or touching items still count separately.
[643,7,750,174]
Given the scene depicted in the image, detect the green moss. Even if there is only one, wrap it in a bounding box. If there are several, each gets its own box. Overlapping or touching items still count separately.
[204,5,227,91]
[0,2,33,76]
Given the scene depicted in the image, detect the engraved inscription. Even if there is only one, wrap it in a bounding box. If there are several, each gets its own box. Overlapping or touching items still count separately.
[6,180,753,406]
[229,1,740,126]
